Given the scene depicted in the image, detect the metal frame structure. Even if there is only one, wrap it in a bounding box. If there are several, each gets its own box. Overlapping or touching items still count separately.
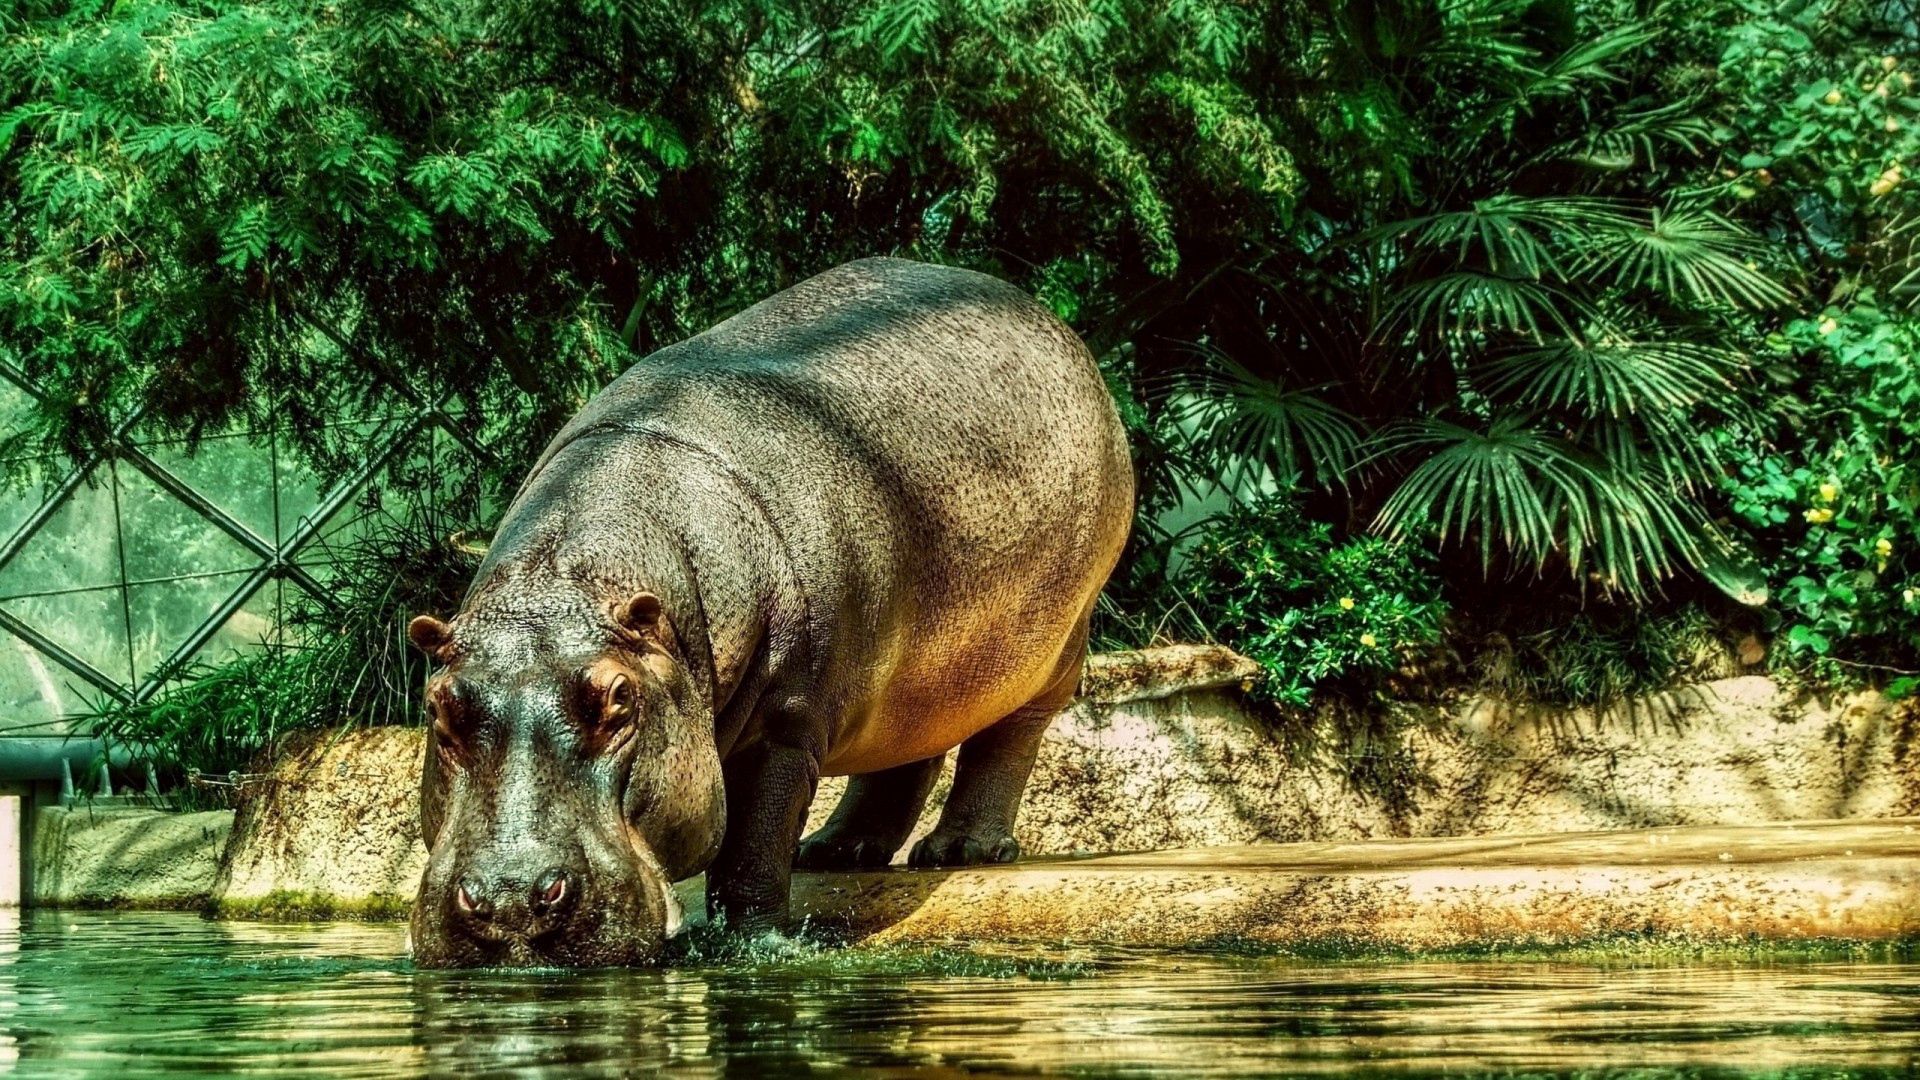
[0,362,482,722]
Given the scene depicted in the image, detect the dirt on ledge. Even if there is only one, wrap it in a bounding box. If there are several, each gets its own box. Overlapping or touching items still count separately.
[769,818,1920,949]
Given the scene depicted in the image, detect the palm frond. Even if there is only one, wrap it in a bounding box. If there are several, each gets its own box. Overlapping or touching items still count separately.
[1380,271,1584,342]
[1572,464,1710,592]
[1171,354,1365,490]
[1551,98,1715,171]
[1405,0,1539,78]
[1364,195,1633,279]
[1577,207,1794,309]
[1478,336,1738,416]
[1368,417,1596,573]
[1527,20,1660,95]
[1368,416,1718,597]
[1448,19,1658,154]
[1578,414,1723,495]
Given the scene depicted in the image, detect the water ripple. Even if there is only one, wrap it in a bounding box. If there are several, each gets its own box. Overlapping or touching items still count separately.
[0,912,1914,1077]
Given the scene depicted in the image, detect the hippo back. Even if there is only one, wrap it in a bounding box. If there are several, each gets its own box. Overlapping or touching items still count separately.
[525,258,1134,772]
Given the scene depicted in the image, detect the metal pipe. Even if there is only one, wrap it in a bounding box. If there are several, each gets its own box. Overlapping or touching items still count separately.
[0,739,134,783]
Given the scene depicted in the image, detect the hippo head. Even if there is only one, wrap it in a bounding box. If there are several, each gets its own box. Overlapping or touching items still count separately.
[405,590,724,968]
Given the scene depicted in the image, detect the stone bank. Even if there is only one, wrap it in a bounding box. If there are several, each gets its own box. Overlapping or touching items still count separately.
[29,646,1920,950]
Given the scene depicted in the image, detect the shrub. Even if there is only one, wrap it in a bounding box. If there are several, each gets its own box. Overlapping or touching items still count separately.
[1710,2,1920,684]
[1719,299,1919,680]
[1168,496,1448,709]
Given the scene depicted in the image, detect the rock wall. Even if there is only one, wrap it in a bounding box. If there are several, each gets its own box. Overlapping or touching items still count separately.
[833,667,1920,856]
[189,647,1917,916]
[31,806,231,908]
[1411,678,1918,836]
[208,726,427,918]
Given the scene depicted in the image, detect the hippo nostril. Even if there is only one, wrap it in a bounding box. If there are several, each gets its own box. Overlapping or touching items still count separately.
[455,879,493,922]
[532,868,575,917]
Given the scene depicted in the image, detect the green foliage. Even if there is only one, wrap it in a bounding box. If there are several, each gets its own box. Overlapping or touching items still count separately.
[2,0,1781,605]
[1706,0,1920,681]
[1471,604,1726,708]
[1719,300,1919,674]
[1156,495,1446,811]
[1149,0,1787,601]
[0,0,1301,474]
[10,0,1920,763]
[1166,496,1447,708]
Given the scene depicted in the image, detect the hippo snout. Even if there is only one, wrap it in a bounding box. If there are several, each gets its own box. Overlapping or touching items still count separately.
[413,835,674,969]
[449,864,580,941]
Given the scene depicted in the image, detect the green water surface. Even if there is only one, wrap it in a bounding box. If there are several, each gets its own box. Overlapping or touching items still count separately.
[1,911,1915,1077]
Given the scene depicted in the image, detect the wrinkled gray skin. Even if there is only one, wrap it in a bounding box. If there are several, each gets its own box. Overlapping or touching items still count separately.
[407,258,1134,967]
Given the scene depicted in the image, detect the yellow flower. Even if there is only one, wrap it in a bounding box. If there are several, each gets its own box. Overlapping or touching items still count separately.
[1359,632,1378,648]
[1818,317,1839,335]
[1886,55,1902,71]
[1891,116,1905,134]
[1805,507,1835,524]
[1818,480,1840,502]
[1877,538,1894,558]
[1906,588,1917,604]
[1824,87,1845,105]
[1338,596,1356,610]
[1871,166,1903,197]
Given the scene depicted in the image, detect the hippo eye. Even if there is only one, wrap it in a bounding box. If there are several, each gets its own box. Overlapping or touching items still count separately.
[602,673,635,728]
[428,686,469,743]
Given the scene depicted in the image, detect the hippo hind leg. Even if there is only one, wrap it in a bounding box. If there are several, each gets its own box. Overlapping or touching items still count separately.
[907,703,1056,867]
[794,756,943,870]
[908,628,1085,869]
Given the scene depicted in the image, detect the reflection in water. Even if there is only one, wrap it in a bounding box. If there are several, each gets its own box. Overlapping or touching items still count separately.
[0,911,1914,1077]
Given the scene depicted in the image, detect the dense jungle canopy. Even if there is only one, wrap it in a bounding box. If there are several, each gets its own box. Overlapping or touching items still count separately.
[1,0,1916,773]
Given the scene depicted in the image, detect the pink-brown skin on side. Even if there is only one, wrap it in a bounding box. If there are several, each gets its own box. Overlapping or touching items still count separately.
[406,258,1134,967]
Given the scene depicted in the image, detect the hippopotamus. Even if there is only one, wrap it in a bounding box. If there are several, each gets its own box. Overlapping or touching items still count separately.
[404,257,1134,967]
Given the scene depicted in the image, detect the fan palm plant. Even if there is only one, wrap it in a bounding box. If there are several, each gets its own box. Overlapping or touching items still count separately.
[1169,0,1790,599]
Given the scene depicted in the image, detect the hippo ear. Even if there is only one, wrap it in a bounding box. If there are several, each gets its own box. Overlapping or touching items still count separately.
[407,615,455,660]
[616,592,667,643]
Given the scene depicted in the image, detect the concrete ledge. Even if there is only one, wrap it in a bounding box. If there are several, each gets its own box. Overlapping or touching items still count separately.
[1077,644,1261,704]
[31,806,230,908]
[757,819,1920,948]
[199,651,1920,920]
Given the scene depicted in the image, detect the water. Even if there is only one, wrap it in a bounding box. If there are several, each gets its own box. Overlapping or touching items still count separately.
[0,912,1914,1077]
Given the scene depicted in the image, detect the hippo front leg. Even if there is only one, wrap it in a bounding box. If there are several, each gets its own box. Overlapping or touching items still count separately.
[706,737,820,934]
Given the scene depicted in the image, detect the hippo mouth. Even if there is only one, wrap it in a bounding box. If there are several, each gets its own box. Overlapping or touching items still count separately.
[410,869,675,969]
[628,835,688,940]
[410,827,681,969]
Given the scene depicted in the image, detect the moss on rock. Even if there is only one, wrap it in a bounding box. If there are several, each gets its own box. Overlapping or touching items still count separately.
[205,890,415,922]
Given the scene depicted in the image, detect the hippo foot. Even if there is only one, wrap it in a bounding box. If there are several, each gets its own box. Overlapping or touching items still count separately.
[708,903,791,939]
[793,835,900,871]
[907,830,1020,868]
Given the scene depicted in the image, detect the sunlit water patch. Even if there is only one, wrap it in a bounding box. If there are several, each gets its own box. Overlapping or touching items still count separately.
[0,911,1914,1077]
